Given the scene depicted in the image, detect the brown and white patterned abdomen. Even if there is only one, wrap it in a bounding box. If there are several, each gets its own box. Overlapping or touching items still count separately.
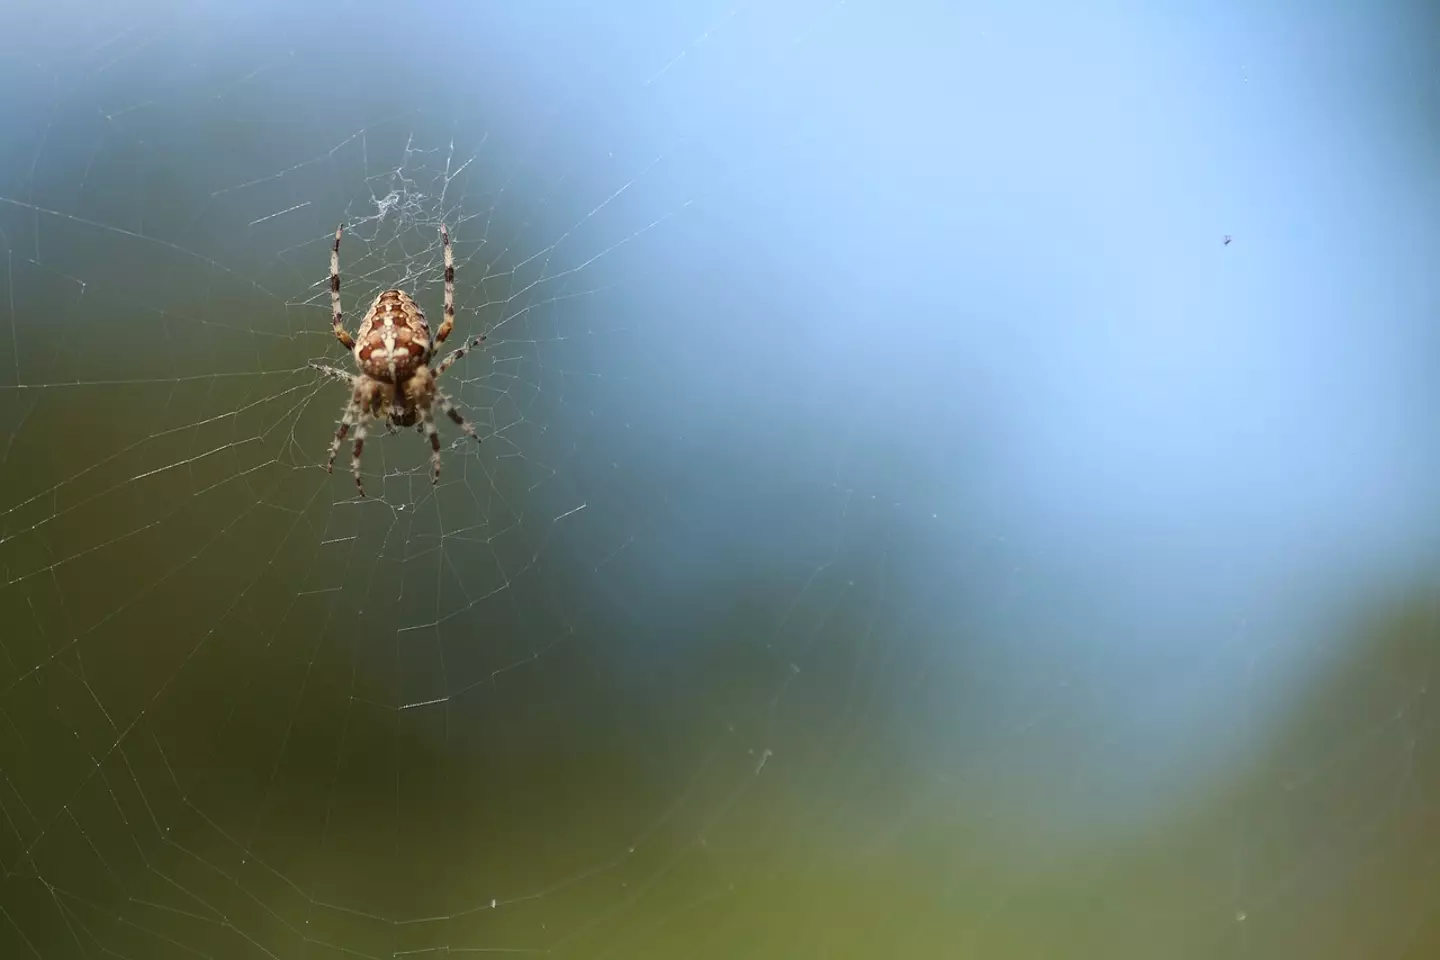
[354,289,432,383]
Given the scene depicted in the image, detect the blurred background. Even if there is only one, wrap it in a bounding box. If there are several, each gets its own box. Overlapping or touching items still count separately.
[1,0,1438,957]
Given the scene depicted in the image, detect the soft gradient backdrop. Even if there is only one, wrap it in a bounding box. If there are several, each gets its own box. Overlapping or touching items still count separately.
[1,1,1438,957]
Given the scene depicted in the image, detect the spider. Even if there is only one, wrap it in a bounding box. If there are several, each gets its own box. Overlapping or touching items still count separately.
[312,223,486,497]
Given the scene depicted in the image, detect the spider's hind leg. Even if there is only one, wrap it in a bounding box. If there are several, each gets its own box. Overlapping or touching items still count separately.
[434,224,455,345]
[330,224,355,351]
[434,333,487,379]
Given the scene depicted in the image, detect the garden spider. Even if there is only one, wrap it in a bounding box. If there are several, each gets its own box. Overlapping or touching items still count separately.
[312,223,486,497]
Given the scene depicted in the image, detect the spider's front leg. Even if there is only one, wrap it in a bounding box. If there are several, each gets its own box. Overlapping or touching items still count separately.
[419,407,443,484]
[309,362,354,385]
[349,416,371,497]
[436,390,482,445]
[327,392,370,498]
[418,393,480,487]
[327,396,358,474]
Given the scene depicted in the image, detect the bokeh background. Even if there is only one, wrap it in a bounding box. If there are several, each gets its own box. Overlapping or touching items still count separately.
[2,0,1439,957]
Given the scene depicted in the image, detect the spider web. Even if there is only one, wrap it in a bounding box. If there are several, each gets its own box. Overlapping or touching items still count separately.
[3,2,1440,959]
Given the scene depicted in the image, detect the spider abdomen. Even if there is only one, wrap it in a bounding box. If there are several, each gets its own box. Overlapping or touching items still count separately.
[354,289,432,383]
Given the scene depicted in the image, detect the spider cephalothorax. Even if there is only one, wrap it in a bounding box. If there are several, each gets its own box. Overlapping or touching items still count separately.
[314,223,486,497]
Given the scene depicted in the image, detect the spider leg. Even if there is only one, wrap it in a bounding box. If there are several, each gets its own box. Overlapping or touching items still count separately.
[436,390,482,444]
[309,362,354,385]
[433,333,487,379]
[331,224,355,351]
[350,414,371,497]
[433,224,455,345]
[419,407,443,484]
[326,393,362,477]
